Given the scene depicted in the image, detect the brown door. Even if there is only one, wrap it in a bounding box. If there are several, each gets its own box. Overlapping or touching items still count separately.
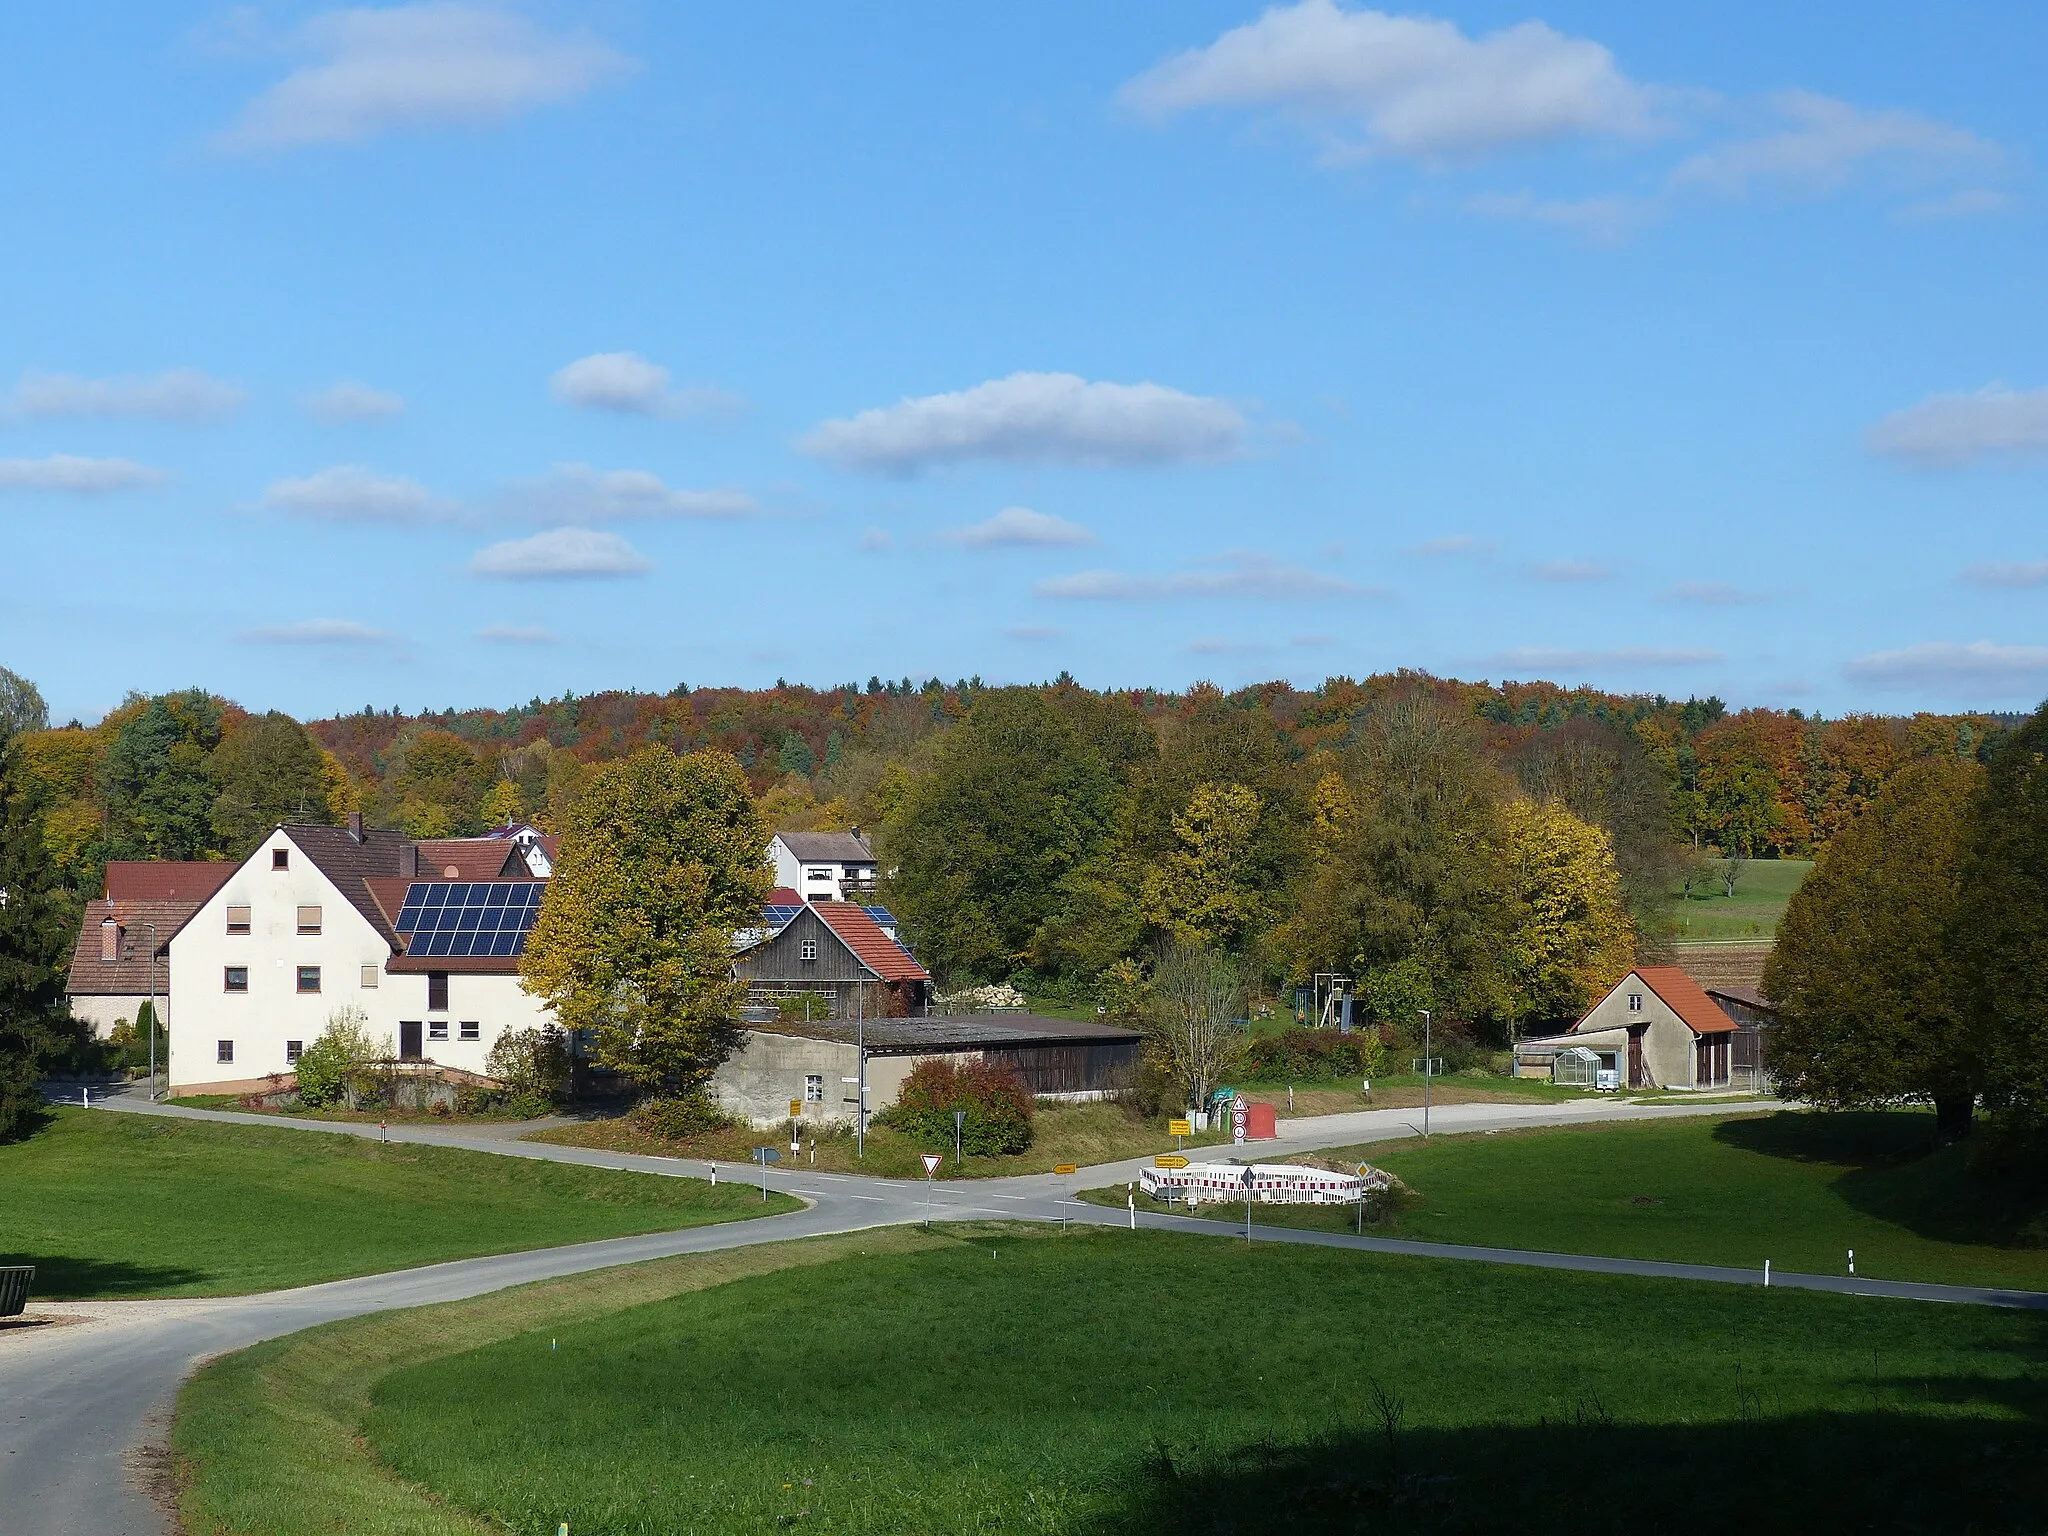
[1628,1029,1646,1088]
[400,1020,423,1061]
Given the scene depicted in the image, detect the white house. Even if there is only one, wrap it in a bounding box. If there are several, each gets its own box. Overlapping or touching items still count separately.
[165,819,555,1096]
[767,830,877,903]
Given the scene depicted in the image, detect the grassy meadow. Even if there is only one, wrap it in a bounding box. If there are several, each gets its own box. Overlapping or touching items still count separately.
[1087,1112,2048,1291]
[1668,854,1812,940]
[0,1107,797,1297]
[173,1223,2048,1535]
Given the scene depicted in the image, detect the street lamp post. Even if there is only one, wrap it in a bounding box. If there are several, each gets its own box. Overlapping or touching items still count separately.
[855,983,866,1160]
[144,921,159,1102]
[1419,1008,1432,1138]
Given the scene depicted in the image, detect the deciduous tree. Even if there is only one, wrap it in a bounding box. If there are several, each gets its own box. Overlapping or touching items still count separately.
[1496,797,1635,1030]
[521,747,770,1096]
[1140,781,1267,948]
[209,711,331,854]
[1144,943,1246,1116]
[1765,756,1983,1139]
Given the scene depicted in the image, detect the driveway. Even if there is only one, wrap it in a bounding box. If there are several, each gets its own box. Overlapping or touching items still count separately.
[4,1092,2039,1535]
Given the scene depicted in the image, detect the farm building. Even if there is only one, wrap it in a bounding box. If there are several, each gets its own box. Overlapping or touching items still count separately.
[711,1012,1142,1128]
[1514,966,1743,1090]
[735,899,932,1020]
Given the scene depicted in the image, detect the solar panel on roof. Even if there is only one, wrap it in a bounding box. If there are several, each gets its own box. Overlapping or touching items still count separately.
[394,882,544,958]
[761,904,805,928]
[863,906,897,926]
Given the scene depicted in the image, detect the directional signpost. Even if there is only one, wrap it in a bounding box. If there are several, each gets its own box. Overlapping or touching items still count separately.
[752,1146,780,1200]
[1052,1163,1077,1175]
[1154,1154,1189,1169]
[922,1152,942,1226]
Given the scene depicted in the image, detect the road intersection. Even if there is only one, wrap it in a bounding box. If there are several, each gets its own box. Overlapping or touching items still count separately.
[4,1093,2041,1535]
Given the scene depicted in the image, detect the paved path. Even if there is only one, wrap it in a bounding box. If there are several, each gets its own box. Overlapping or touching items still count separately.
[5,1092,2041,1535]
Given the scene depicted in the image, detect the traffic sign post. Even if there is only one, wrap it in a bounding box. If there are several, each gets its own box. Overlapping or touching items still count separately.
[1168,1117,1191,1148]
[753,1146,780,1200]
[1230,1097,1248,1145]
[790,1098,803,1153]
[1154,1154,1189,1169]
[921,1152,941,1226]
[1241,1165,1255,1244]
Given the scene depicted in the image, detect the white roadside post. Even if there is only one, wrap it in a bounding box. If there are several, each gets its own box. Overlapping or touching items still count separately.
[1419,1009,1433,1138]
[1242,1165,1255,1244]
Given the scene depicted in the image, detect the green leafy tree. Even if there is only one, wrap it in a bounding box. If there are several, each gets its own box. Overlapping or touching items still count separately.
[521,747,770,1097]
[209,711,331,855]
[99,690,226,860]
[293,1007,387,1109]
[484,1024,571,1113]
[1766,757,1983,1140]
[0,665,49,745]
[1699,755,1780,857]
[396,730,490,837]
[886,689,1122,981]
[1954,700,2048,1149]
[0,739,80,1137]
[479,778,522,828]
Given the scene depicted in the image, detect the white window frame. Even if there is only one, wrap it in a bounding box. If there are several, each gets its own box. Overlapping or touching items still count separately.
[800,939,818,962]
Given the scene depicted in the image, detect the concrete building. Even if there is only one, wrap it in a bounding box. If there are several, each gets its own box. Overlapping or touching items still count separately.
[767,831,878,904]
[1515,966,1739,1090]
[64,862,235,1039]
[163,820,554,1096]
[712,1012,1143,1129]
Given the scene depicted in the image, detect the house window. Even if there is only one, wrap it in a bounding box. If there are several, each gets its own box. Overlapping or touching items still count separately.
[217,1040,235,1064]
[361,965,380,988]
[459,1020,480,1041]
[804,1074,824,1103]
[296,965,321,993]
[428,1020,449,1041]
[272,848,289,870]
[224,966,249,993]
[799,939,818,962]
[428,972,449,1011]
[1628,993,1644,1013]
[285,1040,303,1064]
[806,868,832,880]
[297,905,322,935]
[226,905,251,935]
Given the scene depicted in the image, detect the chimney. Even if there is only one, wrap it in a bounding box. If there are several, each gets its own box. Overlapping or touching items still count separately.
[349,811,364,843]
[101,917,119,963]
[402,844,419,877]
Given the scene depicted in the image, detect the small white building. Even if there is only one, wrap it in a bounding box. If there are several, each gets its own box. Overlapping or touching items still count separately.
[767,831,878,904]
[164,819,555,1095]
[1514,966,1739,1090]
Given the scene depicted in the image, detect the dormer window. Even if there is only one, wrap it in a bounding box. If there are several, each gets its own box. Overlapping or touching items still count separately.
[272,848,290,870]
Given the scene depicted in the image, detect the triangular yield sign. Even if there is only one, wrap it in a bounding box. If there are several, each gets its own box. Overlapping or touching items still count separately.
[921,1153,942,1175]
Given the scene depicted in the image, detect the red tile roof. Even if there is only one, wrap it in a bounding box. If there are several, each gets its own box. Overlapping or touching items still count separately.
[414,839,531,880]
[767,886,803,905]
[103,861,234,904]
[813,901,929,983]
[65,898,192,997]
[1633,966,1738,1034]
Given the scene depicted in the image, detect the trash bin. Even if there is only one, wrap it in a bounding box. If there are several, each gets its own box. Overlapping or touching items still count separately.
[0,1266,33,1318]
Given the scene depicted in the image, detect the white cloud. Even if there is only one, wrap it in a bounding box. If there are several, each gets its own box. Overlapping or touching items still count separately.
[550,351,740,419]
[1185,636,1269,656]
[1673,91,1996,195]
[802,371,1246,473]
[1960,561,2048,590]
[1038,550,1366,601]
[1466,189,1651,243]
[1121,1,1657,159]
[1665,580,1758,606]
[11,367,244,422]
[1844,640,2048,696]
[308,380,404,422]
[0,454,166,493]
[941,507,1097,549]
[1898,187,2016,222]
[476,624,558,644]
[1530,559,1610,582]
[264,465,458,524]
[1492,646,1724,671]
[859,527,893,553]
[469,526,650,579]
[510,463,757,522]
[218,3,633,150]
[236,618,399,646]
[1868,385,2048,465]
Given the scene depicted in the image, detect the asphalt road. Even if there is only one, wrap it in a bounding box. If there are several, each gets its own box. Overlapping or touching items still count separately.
[5,1092,2041,1535]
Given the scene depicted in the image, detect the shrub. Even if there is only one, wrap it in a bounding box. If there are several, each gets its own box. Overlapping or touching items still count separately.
[633,1092,736,1142]
[1244,1027,1389,1083]
[875,1057,1033,1155]
[295,1007,386,1109]
[771,992,838,1025]
[485,1025,571,1111]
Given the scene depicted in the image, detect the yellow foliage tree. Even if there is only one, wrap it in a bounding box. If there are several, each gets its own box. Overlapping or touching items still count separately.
[1141,781,1266,948]
[1309,770,1355,852]
[320,750,360,823]
[1497,797,1635,1027]
[480,778,522,827]
[520,747,770,1096]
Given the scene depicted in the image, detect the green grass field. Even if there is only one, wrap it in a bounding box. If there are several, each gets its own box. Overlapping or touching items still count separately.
[173,1224,2048,1535]
[1087,1112,2048,1290]
[0,1107,797,1298]
[1669,854,1812,940]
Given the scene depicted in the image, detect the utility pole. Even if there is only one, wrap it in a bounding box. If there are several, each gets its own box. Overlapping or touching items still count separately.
[856,982,866,1160]
[1419,1009,1432,1138]
[145,921,159,1102]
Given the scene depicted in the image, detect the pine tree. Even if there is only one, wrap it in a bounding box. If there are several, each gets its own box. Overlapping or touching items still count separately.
[0,741,79,1137]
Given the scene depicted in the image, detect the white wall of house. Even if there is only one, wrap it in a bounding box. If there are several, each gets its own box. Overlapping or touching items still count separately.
[68,994,156,1040]
[1573,972,1699,1088]
[767,837,876,904]
[167,828,553,1093]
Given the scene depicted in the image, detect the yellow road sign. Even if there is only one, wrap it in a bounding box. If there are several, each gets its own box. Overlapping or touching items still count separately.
[1052,1163,1077,1175]
[1168,1119,1192,1137]
[1154,1154,1190,1169]
[789,1099,803,1117]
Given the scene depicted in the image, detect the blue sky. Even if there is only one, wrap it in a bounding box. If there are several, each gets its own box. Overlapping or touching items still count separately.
[5,2,2047,725]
